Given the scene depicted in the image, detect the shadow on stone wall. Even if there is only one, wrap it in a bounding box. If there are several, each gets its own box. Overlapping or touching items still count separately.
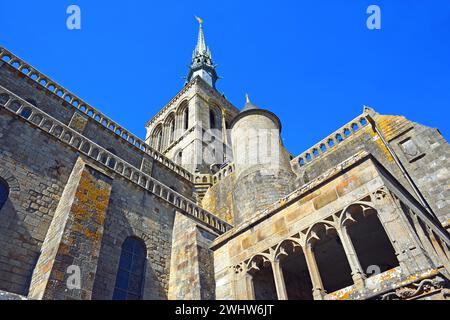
[0,198,40,296]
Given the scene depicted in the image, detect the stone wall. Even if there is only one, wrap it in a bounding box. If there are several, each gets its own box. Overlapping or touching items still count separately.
[202,173,236,224]
[0,108,77,296]
[232,168,295,225]
[151,161,194,200]
[378,116,450,227]
[91,176,176,300]
[0,61,74,124]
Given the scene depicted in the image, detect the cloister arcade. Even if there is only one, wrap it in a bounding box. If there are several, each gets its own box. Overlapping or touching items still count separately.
[230,188,449,300]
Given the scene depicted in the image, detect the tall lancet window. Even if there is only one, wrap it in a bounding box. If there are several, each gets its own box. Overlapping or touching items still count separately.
[113,237,147,300]
[166,114,175,144]
[0,178,9,211]
[152,125,163,151]
[184,107,189,130]
[209,110,216,129]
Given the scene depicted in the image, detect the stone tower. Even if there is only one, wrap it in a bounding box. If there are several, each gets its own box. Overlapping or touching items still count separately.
[144,18,239,174]
[230,96,296,224]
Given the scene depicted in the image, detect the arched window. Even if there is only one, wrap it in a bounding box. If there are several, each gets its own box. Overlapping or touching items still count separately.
[0,178,9,211]
[209,110,216,129]
[113,237,147,300]
[151,125,163,151]
[156,131,162,150]
[165,114,175,144]
[183,107,189,130]
[170,121,175,142]
[175,150,183,165]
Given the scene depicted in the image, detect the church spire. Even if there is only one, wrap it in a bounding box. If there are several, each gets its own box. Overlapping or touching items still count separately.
[194,16,207,54]
[187,17,219,89]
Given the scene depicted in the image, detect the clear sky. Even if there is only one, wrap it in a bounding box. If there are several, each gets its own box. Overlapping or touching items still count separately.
[1,1,449,156]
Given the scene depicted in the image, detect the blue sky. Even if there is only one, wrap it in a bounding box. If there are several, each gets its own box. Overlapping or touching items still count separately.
[1,1,449,156]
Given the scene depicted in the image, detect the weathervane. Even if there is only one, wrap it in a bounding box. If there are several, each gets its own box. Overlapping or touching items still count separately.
[195,16,203,26]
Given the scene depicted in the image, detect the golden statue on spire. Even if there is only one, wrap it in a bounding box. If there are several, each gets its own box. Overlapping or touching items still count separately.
[195,16,203,25]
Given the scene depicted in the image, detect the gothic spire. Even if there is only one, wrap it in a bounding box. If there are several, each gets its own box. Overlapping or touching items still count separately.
[194,16,207,55]
[186,17,219,89]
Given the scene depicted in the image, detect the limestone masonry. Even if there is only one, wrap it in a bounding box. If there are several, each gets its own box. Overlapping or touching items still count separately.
[0,22,449,300]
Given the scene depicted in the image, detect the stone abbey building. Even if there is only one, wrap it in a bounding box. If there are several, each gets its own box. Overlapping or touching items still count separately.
[0,21,449,301]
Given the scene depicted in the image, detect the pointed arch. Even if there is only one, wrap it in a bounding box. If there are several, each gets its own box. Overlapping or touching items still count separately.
[306,222,353,294]
[176,100,190,133]
[341,204,399,277]
[164,112,176,146]
[246,254,277,300]
[209,104,222,131]
[112,236,147,300]
[151,123,163,151]
[274,238,314,300]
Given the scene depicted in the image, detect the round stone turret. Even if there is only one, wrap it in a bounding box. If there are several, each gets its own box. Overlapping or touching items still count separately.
[230,96,296,225]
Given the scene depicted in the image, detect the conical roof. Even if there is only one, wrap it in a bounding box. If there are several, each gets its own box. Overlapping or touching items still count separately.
[241,94,259,112]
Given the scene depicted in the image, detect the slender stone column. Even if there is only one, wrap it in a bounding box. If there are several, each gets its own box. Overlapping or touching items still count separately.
[233,272,255,300]
[304,244,325,300]
[272,260,288,300]
[338,227,366,288]
[245,274,255,300]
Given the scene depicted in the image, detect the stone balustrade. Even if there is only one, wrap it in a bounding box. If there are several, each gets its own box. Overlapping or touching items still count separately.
[0,47,193,182]
[212,163,235,184]
[291,113,370,170]
[191,163,235,187]
[193,174,213,185]
[0,86,233,234]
